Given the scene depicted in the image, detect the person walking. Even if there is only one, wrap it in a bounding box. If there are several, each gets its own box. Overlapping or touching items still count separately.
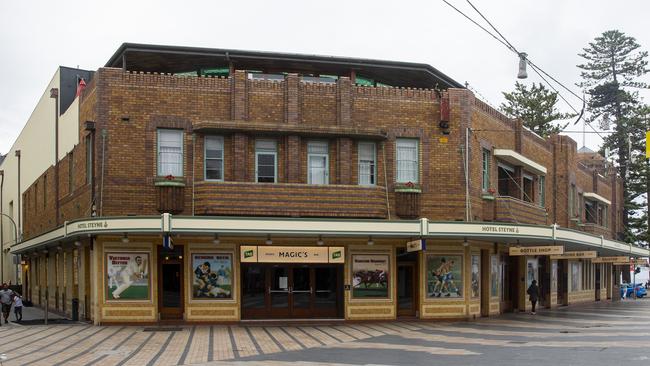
[0,283,14,325]
[13,293,23,322]
[527,279,540,315]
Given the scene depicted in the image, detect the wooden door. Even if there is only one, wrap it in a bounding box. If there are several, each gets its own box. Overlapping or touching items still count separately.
[397,263,417,317]
[158,245,184,320]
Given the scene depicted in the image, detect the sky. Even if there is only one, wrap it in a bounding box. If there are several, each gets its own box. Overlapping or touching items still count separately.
[1,0,649,155]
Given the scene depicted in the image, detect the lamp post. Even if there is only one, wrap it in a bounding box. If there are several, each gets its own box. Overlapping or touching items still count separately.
[0,213,18,284]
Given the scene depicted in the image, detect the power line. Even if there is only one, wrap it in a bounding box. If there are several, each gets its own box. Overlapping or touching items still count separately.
[465,0,519,54]
[440,0,512,51]
[470,129,614,134]
[442,0,606,139]
[463,0,585,104]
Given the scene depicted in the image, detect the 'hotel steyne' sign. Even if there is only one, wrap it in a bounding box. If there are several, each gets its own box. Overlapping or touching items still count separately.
[481,225,520,234]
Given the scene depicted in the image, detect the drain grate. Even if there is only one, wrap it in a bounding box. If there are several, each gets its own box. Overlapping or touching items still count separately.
[509,341,528,344]
[560,330,580,333]
[143,327,184,332]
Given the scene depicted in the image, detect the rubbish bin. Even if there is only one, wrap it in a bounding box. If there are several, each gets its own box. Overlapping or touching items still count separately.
[71,298,79,321]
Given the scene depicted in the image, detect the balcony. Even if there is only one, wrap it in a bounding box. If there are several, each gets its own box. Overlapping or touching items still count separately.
[155,178,186,214]
[494,196,547,225]
[194,182,387,218]
[580,223,612,239]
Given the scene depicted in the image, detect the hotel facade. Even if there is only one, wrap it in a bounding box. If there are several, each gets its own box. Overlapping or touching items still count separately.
[1,43,646,324]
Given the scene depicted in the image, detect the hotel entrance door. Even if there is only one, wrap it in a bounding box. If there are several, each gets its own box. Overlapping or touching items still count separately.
[242,264,343,319]
[158,245,184,320]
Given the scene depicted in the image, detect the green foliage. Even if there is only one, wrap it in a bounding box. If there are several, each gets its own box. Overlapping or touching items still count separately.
[500,82,574,138]
[625,106,650,246]
[578,30,649,246]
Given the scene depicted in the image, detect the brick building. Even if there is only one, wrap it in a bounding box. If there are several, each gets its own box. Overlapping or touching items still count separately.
[3,43,647,324]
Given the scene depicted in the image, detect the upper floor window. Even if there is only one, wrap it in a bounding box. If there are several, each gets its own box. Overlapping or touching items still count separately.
[68,152,74,194]
[205,136,224,181]
[157,129,183,177]
[358,142,376,186]
[255,139,277,183]
[482,149,490,191]
[85,134,93,186]
[538,176,545,207]
[396,138,418,183]
[43,175,47,208]
[308,141,329,185]
[522,173,534,203]
[585,199,596,224]
[569,184,576,217]
[497,163,516,197]
[585,199,609,227]
[34,182,38,213]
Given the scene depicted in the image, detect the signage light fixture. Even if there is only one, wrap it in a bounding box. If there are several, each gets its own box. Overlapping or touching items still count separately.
[317,235,324,246]
[213,234,220,245]
[121,233,129,243]
[367,236,374,246]
[265,235,272,245]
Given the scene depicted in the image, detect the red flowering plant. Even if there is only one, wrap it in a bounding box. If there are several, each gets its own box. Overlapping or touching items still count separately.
[395,181,421,193]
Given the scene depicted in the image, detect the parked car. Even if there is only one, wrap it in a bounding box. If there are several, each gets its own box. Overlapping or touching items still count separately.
[620,283,647,298]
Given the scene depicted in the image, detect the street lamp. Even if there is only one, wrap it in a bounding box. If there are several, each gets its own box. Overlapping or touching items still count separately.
[0,213,19,285]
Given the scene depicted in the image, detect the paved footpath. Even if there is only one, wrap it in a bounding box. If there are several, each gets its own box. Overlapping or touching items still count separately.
[1,300,650,365]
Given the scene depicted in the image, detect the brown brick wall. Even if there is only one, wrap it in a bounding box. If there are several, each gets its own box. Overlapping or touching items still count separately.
[20,67,624,242]
[194,182,387,218]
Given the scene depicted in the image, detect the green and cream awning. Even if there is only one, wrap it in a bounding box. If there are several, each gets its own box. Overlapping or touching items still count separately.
[11,215,648,257]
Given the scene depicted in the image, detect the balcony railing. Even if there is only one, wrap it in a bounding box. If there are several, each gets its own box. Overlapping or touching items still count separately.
[580,222,612,239]
[495,196,547,225]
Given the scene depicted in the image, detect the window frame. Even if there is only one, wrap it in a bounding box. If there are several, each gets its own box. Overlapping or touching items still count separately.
[358,141,377,186]
[569,184,575,218]
[395,138,419,184]
[43,174,47,208]
[157,129,184,177]
[522,172,534,203]
[481,148,491,191]
[538,175,545,207]
[307,140,329,185]
[204,135,225,182]
[85,134,93,186]
[68,151,74,194]
[255,139,278,183]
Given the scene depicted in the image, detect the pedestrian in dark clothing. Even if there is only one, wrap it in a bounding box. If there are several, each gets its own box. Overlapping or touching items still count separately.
[527,280,540,315]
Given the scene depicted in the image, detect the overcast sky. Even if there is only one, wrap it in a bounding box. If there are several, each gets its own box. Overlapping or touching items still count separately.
[1,0,648,154]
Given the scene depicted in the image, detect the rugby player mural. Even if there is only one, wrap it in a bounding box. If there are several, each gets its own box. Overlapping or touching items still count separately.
[427,255,463,298]
[192,254,232,299]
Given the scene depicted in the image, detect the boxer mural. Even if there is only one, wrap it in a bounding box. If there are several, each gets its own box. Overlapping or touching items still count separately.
[427,255,463,298]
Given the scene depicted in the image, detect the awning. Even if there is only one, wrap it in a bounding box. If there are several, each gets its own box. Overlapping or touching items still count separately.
[493,149,547,175]
[11,216,647,257]
[583,192,611,206]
